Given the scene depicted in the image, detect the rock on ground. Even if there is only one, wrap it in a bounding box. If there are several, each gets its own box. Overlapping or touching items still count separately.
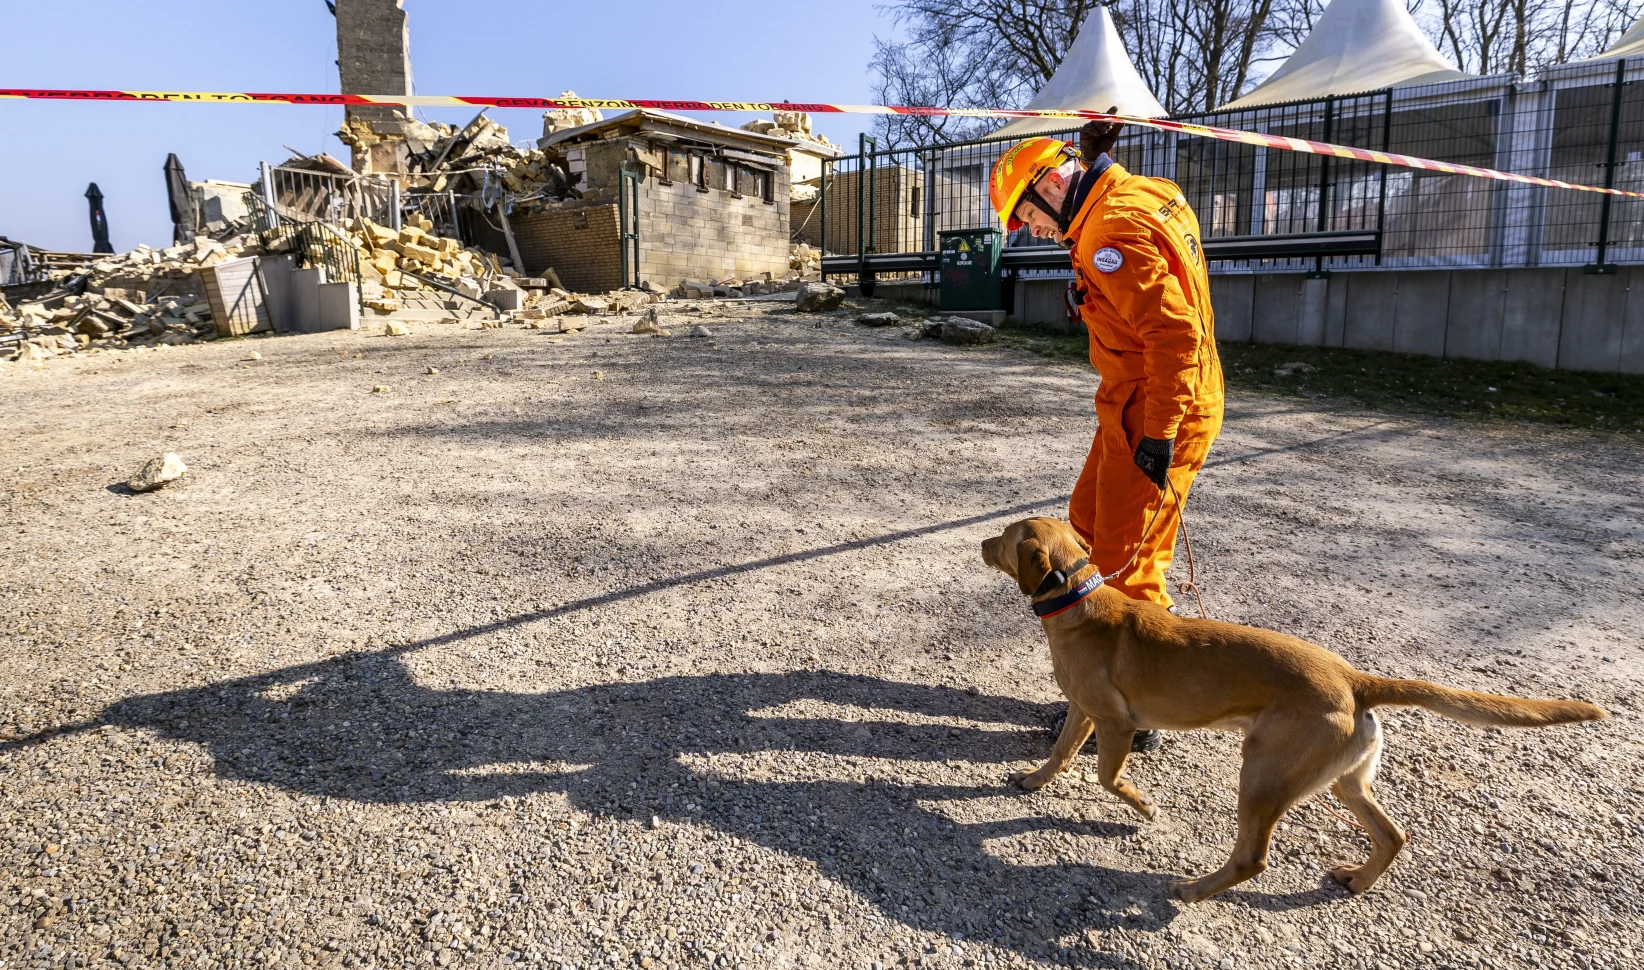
[858,312,901,327]
[126,452,187,492]
[1,307,1640,970]
[942,317,996,345]
[794,282,845,312]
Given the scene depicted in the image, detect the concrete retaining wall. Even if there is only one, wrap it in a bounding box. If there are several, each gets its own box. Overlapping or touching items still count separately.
[1010,268,1644,374]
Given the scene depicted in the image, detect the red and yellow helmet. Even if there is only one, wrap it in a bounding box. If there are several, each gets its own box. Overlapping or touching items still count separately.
[990,137,1077,230]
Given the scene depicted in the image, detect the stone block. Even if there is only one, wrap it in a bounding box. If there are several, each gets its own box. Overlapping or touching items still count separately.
[1392,272,1449,357]
[1558,269,1627,372]
[1444,270,1507,361]
[1342,272,1398,351]
[1209,275,1253,343]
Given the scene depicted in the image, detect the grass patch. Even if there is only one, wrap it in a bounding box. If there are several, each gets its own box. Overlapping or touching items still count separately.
[997,322,1644,432]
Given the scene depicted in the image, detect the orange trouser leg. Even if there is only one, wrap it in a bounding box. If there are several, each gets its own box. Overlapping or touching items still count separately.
[1068,386,1222,608]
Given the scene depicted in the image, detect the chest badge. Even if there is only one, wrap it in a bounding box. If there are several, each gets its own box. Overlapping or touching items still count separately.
[1093,246,1124,274]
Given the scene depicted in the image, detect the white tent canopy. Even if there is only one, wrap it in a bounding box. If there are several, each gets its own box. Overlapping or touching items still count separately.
[995,7,1166,138]
[1589,16,1644,59]
[1220,0,1468,110]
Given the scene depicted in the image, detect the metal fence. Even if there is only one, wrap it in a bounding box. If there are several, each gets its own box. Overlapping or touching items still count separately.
[246,192,364,311]
[266,165,397,228]
[819,57,1644,282]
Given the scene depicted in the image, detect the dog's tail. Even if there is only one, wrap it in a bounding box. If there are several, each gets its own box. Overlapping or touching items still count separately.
[1352,674,1606,728]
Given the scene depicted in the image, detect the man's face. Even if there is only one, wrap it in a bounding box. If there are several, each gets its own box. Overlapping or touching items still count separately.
[1014,170,1069,242]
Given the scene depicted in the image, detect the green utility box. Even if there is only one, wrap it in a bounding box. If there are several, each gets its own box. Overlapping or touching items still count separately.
[938,229,1004,311]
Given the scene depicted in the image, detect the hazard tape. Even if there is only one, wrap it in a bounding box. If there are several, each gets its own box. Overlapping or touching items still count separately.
[3,88,1641,199]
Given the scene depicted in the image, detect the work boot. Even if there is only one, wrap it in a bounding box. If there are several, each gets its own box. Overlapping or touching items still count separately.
[1046,707,1163,754]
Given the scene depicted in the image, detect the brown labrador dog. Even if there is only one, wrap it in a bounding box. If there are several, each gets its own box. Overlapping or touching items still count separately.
[981,516,1606,902]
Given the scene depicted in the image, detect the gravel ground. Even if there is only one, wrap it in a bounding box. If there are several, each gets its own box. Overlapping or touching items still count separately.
[2,300,1641,970]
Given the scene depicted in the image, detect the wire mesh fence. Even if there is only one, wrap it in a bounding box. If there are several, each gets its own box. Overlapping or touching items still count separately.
[819,58,1644,278]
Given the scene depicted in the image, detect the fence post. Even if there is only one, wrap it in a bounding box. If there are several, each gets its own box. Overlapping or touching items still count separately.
[1310,96,1335,278]
[861,133,874,294]
[819,158,828,284]
[389,181,402,232]
[1373,89,1392,265]
[447,189,462,242]
[1587,57,1626,274]
[259,162,280,229]
[618,168,631,290]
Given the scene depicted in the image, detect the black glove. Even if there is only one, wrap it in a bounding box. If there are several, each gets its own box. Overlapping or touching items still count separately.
[1080,106,1123,162]
[1133,436,1174,491]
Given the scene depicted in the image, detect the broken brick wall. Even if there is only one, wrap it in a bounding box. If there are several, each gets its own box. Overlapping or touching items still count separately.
[508,205,624,294]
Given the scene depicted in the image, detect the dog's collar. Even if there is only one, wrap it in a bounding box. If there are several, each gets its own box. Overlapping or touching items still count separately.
[1032,558,1101,618]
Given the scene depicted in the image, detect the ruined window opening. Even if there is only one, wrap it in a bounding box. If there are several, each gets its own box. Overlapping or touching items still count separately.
[689,155,705,189]
[666,149,690,185]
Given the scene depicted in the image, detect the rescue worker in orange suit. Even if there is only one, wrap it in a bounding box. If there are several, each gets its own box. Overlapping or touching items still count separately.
[990,116,1225,754]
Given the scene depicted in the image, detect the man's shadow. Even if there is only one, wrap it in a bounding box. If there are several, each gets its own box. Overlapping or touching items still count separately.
[57,649,1182,967]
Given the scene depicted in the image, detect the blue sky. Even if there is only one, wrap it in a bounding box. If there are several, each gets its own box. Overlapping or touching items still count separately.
[0,1,899,252]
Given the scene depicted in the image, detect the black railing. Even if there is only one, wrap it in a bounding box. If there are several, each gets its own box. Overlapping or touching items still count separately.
[821,60,1644,286]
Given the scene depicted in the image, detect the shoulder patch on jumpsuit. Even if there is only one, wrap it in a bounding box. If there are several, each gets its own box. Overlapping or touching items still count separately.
[1093,247,1124,274]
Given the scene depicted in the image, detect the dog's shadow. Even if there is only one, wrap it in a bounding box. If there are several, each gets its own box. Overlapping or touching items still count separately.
[58,650,1193,967]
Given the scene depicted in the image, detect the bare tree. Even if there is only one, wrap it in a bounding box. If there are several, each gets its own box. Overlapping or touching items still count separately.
[1402,0,1644,74]
[870,1,1099,147]
[869,0,1644,147]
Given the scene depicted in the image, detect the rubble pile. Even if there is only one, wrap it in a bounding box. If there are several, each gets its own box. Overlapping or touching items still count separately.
[1,232,257,362]
[340,215,499,305]
[336,109,578,208]
[790,243,822,277]
[740,111,840,155]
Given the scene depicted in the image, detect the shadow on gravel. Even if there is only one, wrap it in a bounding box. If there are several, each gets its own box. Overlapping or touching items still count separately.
[68,654,1176,968]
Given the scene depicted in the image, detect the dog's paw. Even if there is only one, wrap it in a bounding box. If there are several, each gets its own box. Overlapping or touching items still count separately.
[1130,796,1158,822]
[1007,770,1046,791]
[1329,864,1379,894]
[1168,878,1210,903]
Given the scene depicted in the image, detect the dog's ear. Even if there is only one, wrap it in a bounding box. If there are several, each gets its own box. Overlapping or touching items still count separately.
[1014,537,1055,596]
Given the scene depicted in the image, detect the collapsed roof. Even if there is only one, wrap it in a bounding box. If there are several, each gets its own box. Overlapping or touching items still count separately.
[1219,0,1469,110]
[995,7,1166,138]
[540,108,800,157]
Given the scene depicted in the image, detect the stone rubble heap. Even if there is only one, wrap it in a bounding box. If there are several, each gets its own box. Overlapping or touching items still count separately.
[337,110,577,208]
[1,212,671,364]
[1,231,258,363]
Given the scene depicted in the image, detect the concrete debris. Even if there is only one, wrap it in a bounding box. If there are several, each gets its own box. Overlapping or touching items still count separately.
[383,321,410,336]
[1275,361,1319,377]
[857,311,901,327]
[790,243,822,276]
[685,325,713,338]
[793,282,845,313]
[1,230,257,362]
[632,309,669,336]
[557,317,588,333]
[128,453,187,493]
[941,317,996,345]
[425,366,439,375]
[336,111,577,209]
[372,385,390,393]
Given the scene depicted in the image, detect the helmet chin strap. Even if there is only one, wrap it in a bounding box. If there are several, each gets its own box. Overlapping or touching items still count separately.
[1022,168,1084,246]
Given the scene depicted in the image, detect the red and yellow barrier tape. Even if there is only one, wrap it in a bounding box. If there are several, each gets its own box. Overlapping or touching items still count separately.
[3,88,1641,199]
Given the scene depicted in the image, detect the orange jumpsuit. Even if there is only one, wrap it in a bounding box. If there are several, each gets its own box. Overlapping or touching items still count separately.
[1064,161,1225,608]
